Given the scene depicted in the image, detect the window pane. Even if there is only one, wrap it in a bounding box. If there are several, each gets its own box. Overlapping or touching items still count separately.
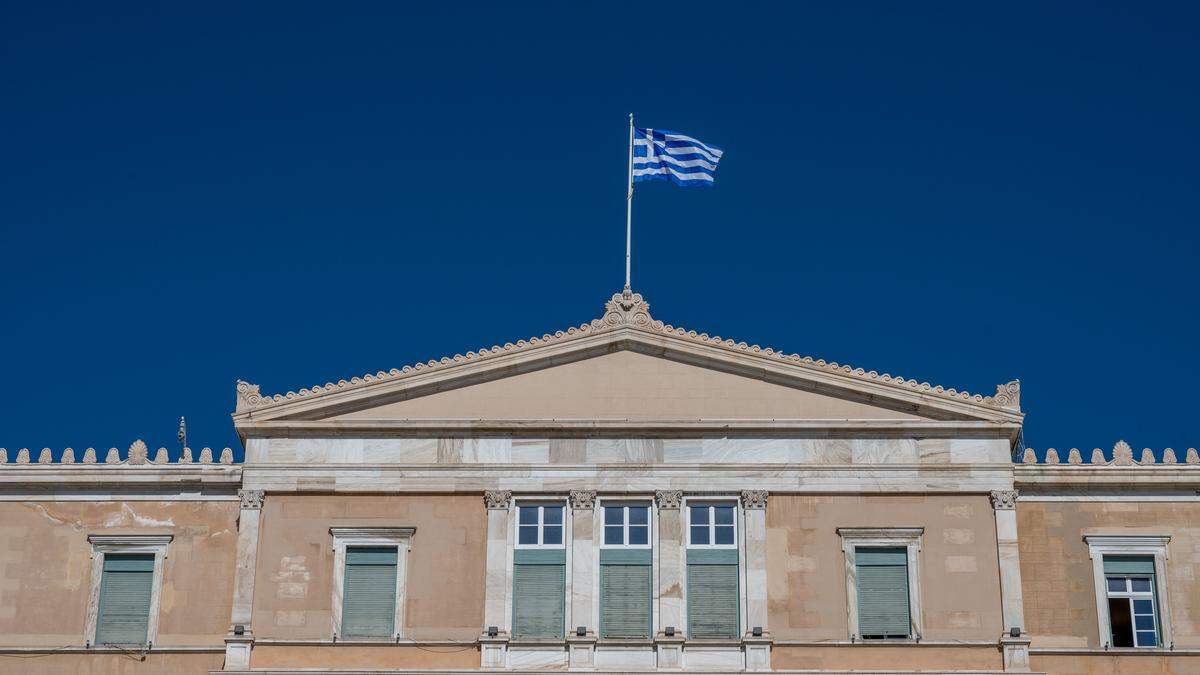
[690,525,709,545]
[605,526,624,546]
[1135,614,1156,630]
[691,506,709,524]
[1108,598,1134,648]
[1133,599,1154,614]
[1106,577,1125,593]
[519,525,539,545]
[605,506,624,525]
[714,525,735,546]
[629,506,648,525]
[543,525,562,545]
[629,525,648,546]
[519,507,538,525]
[1130,578,1152,593]
[543,507,563,525]
[714,505,734,525]
[1136,631,1158,647]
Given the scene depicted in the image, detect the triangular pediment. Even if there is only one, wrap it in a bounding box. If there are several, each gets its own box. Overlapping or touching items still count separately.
[232,290,1022,435]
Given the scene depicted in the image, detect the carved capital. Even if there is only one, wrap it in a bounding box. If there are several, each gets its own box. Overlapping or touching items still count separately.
[569,490,596,510]
[741,490,769,509]
[990,490,1018,511]
[235,380,263,412]
[484,490,513,510]
[239,490,265,510]
[602,288,654,328]
[655,490,683,509]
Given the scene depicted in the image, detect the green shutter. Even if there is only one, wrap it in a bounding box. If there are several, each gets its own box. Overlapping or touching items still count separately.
[341,547,397,637]
[600,549,651,638]
[513,549,565,638]
[687,549,739,639]
[856,547,910,639]
[1104,556,1156,575]
[95,554,154,645]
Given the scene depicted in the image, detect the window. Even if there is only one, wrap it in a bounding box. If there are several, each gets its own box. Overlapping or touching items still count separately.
[837,528,923,641]
[513,500,566,638]
[1085,535,1172,650]
[1105,558,1159,647]
[600,502,652,638]
[85,534,172,647]
[517,502,564,547]
[686,500,740,639]
[330,528,414,640]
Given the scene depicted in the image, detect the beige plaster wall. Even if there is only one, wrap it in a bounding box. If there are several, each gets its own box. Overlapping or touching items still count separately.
[0,501,237,647]
[1030,653,1200,674]
[766,495,1003,642]
[252,494,485,641]
[772,645,1002,671]
[334,350,929,421]
[1018,501,1200,648]
[0,652,223,675]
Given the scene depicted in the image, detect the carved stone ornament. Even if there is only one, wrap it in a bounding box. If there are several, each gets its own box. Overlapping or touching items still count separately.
[484,490,513,510]
[1111,440,1136,466]
[127,440,149,465]
[16,449,30,464]
[602,287,654,327]
[741,490,769,509]
[82,448,97,464]
[992,380,1021,410]
[655,490,683,509]
[239,490,265,510]
[235,379,263,412]
[990,490,1019,510]
[569,490,596,510]
[37,448,53,464]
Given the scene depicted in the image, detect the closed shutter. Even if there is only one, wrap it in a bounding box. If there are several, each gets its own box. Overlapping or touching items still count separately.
[513,549,565,638]
[687,549,739,639]
[342,546,398,638]
[856,547,910,639]
[95,554,155,645]
[1104,556,1155,575]
[601,549,652,638]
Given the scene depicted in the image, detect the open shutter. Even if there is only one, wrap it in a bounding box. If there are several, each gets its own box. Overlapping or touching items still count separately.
[95,554,155,645]
[342,546,398,637]
[687,549,739,639]
[856,547,910,639]
[513,549,565,638]
[601,549,652,638]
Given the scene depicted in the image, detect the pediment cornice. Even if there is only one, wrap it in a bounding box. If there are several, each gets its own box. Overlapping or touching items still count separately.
[232,289,1023,428]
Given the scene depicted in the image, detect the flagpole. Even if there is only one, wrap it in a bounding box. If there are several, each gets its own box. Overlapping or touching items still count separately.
[625,113,634,290]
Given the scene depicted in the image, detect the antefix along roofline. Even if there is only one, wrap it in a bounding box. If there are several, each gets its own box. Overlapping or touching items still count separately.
[233,290,1024,428]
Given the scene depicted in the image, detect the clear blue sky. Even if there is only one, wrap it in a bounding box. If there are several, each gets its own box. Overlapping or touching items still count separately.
[3,3,1197,460]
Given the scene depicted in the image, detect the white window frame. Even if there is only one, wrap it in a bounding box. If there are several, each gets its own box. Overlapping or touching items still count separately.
[685,500,739,549]
[330,527,415,640]
[1084,534,1172,649]
[515,500,567,549]
[599,499,653,549]
[85,534,173,647]
[836,527,924,641]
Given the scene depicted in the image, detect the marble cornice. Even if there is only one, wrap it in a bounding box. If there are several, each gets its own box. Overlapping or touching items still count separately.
[0,464,241,489]
[233,290,1024,428]
[1015,464,1200,491]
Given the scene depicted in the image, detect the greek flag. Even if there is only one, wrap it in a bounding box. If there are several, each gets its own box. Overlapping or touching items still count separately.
[633,127,724,186]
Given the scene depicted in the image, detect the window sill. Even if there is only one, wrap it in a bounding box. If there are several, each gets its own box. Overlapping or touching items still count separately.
[596,638,655,647]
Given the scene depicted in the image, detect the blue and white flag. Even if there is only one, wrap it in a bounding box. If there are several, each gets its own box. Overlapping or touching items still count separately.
[633,127,723,186]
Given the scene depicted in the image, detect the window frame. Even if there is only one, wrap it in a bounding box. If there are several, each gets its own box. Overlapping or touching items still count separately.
[330,527,416,640]
[600,500,653,549]
[836,527,924,641]
[685,500,739,550]
[515,501,567,549]
[1105,574,1159,647]
[85,534,173,647]
[1084,535,1173,650]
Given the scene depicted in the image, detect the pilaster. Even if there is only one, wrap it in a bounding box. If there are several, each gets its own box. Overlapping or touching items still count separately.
[654,489,684,668]
[569,490,597,638]
[223,489,263,671]
[991,489,1030,672]
[481,489,512,668]
[741,490,772,671]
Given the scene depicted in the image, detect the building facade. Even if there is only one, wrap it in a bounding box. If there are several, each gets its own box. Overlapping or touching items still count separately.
[1,290,1197,674]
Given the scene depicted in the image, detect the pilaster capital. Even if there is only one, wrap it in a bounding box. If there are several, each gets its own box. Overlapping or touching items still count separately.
[655,490,683,509]
[741,490,769,509]
[569,490,597,510]
[484,489,513,510]
[990,490,1019,511]
[238,489,265,510]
